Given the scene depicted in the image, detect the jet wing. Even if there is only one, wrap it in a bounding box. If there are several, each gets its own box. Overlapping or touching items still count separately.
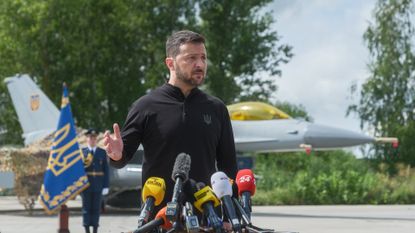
[234,137,279,144]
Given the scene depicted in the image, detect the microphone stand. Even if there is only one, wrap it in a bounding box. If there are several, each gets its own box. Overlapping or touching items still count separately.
[232,198,277,233]
[166,189,184,233]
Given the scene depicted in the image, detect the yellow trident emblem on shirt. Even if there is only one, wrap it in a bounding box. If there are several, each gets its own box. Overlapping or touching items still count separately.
[83,151,93,168]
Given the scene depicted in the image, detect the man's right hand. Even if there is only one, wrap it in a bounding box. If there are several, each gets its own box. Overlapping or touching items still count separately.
[103,123,124,161]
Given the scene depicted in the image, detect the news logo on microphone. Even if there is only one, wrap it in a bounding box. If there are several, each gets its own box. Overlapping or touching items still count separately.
[142,177,166,206]
[138,177,166,227]
[235,169,256,196]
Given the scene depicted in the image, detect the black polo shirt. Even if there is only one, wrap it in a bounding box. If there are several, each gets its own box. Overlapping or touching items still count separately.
[110,83,237,203]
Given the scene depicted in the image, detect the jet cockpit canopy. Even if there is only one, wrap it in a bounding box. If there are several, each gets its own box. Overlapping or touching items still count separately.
[227,102,291,121]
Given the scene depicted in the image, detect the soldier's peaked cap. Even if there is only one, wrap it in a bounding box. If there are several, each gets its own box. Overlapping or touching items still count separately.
[85,128,98,136]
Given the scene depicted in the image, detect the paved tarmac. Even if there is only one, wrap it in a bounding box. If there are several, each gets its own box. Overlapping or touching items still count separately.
[0,196,414,233]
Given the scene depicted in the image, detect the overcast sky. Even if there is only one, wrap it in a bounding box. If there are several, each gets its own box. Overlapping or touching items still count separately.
[269,0,377,134]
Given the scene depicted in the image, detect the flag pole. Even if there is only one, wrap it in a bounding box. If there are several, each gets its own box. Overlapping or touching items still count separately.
[58,204,70,233]
[59,81,70,233]
[38,82,89,231]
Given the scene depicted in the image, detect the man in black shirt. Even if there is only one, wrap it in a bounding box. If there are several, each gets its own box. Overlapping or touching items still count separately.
[103,30,237,209]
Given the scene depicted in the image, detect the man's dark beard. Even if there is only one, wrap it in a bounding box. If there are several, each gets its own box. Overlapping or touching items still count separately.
[176,66,204,87]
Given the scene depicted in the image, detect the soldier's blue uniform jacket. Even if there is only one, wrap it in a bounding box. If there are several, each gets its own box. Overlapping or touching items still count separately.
[81,146,109,227]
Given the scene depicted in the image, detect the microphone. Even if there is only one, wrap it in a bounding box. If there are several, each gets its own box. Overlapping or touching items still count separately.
[211,171,242,233]
[137,177,166,227]
[166,153,191,224]
[235,169,256,219]
[193,182,224,233]
[232,197,251,226]
[133,206,172,233]
[183,202,200,233]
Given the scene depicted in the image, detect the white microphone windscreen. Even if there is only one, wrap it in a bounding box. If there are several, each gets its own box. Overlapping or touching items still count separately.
[210,171,233,198]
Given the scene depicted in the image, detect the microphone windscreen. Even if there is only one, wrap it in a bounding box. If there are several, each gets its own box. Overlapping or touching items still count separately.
[142,177,166,206]
[196,182,206,190]
[235,169,256,196]
[183,179,197,203]
[210,171,233,198]
[171,153,191,182]
[155,206,172,230]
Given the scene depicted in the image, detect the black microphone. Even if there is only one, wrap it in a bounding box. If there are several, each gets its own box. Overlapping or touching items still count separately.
[193,182,224,233]
[133,206,172,233]
[134,218,164,233]
[232,197,251,226]
[211,171,242,233]
[183,201,200,233]
[166,153,191,224]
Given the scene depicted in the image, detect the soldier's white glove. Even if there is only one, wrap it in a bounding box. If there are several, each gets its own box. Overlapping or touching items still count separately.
[102,188,109,195]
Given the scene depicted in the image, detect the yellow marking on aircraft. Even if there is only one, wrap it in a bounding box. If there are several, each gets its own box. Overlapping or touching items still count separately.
[227,102,291,120]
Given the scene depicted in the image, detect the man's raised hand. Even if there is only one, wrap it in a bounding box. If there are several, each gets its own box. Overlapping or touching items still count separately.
[104,123,123,161]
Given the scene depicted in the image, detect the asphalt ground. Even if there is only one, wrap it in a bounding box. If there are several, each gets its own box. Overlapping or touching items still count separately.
[0,196,414,233]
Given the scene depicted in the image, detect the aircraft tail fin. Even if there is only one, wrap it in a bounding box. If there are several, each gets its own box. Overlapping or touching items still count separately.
[4,74,59,145]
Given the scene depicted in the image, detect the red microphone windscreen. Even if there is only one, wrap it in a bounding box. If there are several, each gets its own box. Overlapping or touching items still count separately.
[155,206,172,230]
[235,169,256,196]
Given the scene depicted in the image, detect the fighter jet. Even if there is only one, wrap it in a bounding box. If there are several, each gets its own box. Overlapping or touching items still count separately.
[228,102,398,154]
[4,74,398,207]
[5,74,397,152]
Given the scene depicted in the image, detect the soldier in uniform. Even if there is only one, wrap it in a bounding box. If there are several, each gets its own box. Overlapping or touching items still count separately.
[81,129,109,233]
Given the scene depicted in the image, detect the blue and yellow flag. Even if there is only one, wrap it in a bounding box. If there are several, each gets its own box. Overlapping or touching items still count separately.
[39,84,89,214]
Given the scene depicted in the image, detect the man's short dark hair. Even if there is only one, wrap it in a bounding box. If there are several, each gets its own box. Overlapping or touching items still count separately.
[166,30,205,58]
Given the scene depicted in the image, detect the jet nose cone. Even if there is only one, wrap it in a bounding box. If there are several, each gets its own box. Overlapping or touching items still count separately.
[304,124,375,148]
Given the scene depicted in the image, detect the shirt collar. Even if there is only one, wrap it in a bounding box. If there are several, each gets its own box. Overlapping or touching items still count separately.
[162,83,200,100]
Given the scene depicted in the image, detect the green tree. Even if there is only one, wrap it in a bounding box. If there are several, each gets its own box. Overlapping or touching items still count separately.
[348,0,415,165]
[0,0,291,145]
[0,0,197,143]
[199,0,293,103]
[0,85,23,145]
[274,101,313,122]
[0,0,33,145]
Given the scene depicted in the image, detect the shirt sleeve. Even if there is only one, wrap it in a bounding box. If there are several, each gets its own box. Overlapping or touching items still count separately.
[215,103,238,181]
[110,100,144,168]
